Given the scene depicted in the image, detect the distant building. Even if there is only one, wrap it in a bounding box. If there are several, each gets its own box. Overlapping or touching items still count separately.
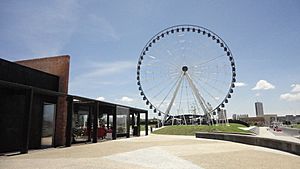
[263,114,277,126]
[277,116,285,122]
[217,109,226,120]
[232,114,248,120]
[295,115,300,123]
[239,117,265,126]
[286,115,295,123]
[255,102,264,117]
[238,114,278,127]
[275,115,299,124]
[232,114,237,120]
[238,114,249,119]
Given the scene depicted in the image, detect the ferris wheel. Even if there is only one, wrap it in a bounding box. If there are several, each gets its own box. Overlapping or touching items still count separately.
[137,25,236,125]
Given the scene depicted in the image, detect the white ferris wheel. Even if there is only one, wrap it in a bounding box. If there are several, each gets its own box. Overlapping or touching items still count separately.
[137,25,236,125]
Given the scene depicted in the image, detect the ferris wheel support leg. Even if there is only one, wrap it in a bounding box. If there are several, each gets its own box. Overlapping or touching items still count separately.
[215,116,219,126]
[183,114,187,125]
[171,116,174,126]
[162,75,184,126]
[185,73,212,120]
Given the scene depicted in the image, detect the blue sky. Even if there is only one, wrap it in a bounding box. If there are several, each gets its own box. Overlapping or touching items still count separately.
[1,0,300,118]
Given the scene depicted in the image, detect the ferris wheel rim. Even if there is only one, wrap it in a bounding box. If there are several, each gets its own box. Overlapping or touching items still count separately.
[137,24,236,116]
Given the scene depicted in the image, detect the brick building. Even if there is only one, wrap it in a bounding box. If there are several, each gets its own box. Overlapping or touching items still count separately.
[0,56,148,154]
[16,55,70,146]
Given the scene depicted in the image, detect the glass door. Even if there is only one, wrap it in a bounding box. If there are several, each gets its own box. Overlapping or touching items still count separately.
[41,103,56,148]
[72,110,90,142]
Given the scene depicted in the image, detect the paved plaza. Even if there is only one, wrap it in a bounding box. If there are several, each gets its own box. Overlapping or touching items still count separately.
[257,127,300,143]
[0,134,299,169]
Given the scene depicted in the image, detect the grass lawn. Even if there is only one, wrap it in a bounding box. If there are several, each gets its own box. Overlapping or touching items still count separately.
[152,123,252,135]
[140,124,156,131]
[292,124,300,129]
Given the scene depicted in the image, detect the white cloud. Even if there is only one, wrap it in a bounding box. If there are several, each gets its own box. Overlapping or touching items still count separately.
[96,96,105,101]
[280,93,300,101]
[291,84,300,93]
[85,61,136,78]
[234,82,247,87]
[120,96,134,102]
[280,83,300,102]
[252,80,275,90]
[79,14,120,41]
[70,60,136,91]
[86,14,120,40]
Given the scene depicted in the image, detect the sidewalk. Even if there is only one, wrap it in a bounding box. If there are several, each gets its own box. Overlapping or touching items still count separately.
[1,134,299,169]
[258,127,300,143]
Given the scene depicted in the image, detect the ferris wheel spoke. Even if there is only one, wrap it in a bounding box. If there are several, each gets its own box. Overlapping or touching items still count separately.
[171,32,190,65]
[177,34,188,63]
[194,54,226,67]
[192,66,230,85]
[192,75,227,96]
[192,69,231,84]
[146,75,179,94]
[208,77,231,87]
[194,78,226,96]
[196,82,221,104]
[150,74,182,100]
[143,74,177,94]
[150,36,183,70]
[193,72,230,86]
[157,73,183,109]
[175,76,185,117]
[146,52,181,71]
[142,65,180,81]
[190,88,203,114]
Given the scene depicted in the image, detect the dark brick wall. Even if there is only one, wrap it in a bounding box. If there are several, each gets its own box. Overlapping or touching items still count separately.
[0,88,26,153]
[16,55,70,146]
[0,58,58,91]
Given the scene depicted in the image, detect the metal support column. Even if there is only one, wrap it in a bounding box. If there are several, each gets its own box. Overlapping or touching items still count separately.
[20,88,33,154]
[131,113,135,128]
[92,102,99,143]
[137,112,140,136]
[126,110,130,138]
[87,106,92,142]
[112,106,117,140]
[106,113,110,128]
[145,111,148,136]
[65,96,73,147]
[131,112,136,136]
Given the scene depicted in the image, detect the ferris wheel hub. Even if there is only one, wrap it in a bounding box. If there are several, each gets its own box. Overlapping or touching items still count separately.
[182,66,188,72]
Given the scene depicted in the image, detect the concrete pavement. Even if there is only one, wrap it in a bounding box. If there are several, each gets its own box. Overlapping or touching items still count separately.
[0,134,299,169]
[239,126,300,143]
[258,127,300,143]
